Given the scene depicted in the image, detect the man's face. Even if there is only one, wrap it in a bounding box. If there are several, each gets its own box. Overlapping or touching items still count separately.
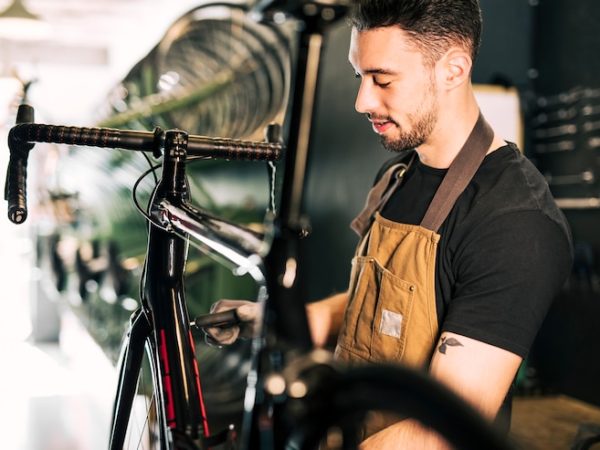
[349,26,439,152]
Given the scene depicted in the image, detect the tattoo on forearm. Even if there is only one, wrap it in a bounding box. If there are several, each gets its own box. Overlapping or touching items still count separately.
[438,336,464,354]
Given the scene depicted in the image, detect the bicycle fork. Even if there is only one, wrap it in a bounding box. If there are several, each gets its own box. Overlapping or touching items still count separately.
[109,308,153,449]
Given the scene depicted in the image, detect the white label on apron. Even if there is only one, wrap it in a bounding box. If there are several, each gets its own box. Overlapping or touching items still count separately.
[380,309,403,338]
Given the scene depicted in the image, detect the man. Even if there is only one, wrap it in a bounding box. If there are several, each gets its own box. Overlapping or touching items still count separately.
[208,0,573,448]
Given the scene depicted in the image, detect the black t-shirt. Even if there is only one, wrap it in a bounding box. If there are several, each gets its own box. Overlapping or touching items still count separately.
[375,143,572,431]
[378,143,573,359]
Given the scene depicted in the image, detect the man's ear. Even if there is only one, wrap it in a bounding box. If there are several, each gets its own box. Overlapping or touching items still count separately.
[436,47,472,90]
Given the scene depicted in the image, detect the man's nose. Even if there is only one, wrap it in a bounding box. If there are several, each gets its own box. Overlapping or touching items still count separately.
[355,80,379,115]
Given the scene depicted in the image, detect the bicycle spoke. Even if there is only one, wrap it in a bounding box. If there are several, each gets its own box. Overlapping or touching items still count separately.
[122,356,160,450]
[140,394,157,449]
[139,368,150,450]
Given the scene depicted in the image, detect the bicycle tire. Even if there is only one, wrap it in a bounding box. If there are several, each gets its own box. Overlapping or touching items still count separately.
[284,361,513,450]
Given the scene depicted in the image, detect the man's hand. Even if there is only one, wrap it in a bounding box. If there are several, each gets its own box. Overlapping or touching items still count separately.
[204,292,349,347]
[203,299,262,345]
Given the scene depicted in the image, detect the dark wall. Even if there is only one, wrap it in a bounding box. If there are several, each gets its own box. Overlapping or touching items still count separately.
[533,0,600,94]
[475,0,534,87]
[303,23,386,300]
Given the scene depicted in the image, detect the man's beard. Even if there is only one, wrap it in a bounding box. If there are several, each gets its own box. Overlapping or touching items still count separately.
[380,93,438,154]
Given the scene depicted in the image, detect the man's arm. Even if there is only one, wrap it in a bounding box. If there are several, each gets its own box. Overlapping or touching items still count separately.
[206,292,349,347]
[361,332,522,449]
[306,292,349,347]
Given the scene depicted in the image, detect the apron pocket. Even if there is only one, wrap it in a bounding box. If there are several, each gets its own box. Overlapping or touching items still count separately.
[369,261,415,362]
[337,256,415,362]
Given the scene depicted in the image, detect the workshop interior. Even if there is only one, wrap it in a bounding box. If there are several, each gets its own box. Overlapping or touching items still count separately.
[1,0,600,449]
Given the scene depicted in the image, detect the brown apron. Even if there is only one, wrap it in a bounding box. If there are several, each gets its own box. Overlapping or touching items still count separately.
[334,113,494,437]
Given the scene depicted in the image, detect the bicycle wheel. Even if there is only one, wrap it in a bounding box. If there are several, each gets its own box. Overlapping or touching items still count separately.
[110,311,170,450]
[283,358,513,450]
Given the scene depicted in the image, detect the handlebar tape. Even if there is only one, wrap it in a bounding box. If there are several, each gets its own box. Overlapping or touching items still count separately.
[7,123,282,161]
[5,108,283,225]
[7,123,150,149]
[5,105,35,224]
[187,136,283,161]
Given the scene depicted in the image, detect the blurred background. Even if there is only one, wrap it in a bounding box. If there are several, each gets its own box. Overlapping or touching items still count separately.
[1,0,600,449]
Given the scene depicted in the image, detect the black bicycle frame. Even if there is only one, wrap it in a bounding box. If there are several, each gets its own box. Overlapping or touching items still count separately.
[6,112,282,449]
[110,130,210,449]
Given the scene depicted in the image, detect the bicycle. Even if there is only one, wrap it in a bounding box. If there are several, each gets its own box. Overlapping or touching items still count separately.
[5,1,513,449]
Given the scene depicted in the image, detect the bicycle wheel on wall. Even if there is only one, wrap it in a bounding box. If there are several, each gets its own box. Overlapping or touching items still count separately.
[155,2,291,139]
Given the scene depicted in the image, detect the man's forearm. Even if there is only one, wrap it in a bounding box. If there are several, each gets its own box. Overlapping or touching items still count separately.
[360,419,451,450]
[306,292,348,347]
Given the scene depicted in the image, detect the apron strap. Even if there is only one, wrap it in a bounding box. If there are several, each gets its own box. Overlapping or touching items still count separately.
[420,112,494,232]
[350,151,416,237]
[350,112,494,237]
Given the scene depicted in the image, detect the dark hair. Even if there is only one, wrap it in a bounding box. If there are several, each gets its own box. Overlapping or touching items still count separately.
[350,0,482,66]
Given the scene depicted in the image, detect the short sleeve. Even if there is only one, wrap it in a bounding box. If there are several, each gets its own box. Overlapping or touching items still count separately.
[441,210,573,358]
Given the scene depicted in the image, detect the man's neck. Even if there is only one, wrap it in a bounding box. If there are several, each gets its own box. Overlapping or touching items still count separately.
[416,92,497,169]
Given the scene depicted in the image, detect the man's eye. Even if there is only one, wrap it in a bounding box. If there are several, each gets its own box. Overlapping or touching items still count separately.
[354,72,361,79]
[374,78,391,88]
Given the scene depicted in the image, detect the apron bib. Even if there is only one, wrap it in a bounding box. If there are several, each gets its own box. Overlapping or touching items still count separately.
[335,215,440,367]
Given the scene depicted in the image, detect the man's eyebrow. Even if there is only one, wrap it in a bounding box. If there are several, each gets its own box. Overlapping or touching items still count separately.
[349,64,397,76]
[363,68,396,75]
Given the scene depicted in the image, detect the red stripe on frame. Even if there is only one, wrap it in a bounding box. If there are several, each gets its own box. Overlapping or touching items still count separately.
[159,329,170,374]
[189,331,210,436]
[159,329,176,428]
[164,374,176,425]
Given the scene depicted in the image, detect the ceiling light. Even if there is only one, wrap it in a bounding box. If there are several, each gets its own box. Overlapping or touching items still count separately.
[0,0,51,41]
